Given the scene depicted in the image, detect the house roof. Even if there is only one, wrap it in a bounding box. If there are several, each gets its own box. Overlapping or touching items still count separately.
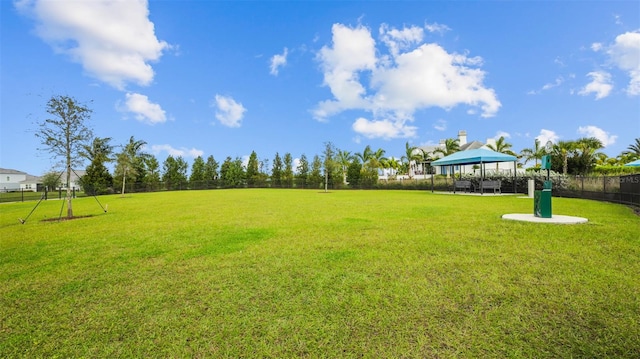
[431,148,517,166]
[0,168,27,175]
[459,141,484,151]
[20,175,42,184]
[624,159,640,167]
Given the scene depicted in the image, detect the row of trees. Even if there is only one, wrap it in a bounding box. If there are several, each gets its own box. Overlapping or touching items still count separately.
[78,140,384,194]
[35,95,639,217]
[78,134,639,196]
[520,137,640,175]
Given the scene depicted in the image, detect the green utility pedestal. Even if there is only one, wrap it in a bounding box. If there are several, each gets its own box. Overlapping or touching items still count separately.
[534,180,553,218]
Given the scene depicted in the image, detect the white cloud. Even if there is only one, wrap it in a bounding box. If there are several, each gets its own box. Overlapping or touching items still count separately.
[16,0,170,89]
[424,22,451,35]
[433,119,447,131]
[577,125,617,146]
[591,42,603,52]
[293,157,301,174]
[579,71,613,99]
[606,30,640,95]
[379,24,424,57]
[270,47,288,76]
[212,95,246,127]
[352,117,417,140]
[314,23,377,119]
[542,76,564,90]
[370,43,500,117]
[150,144,203,158]
[122,92,167,124]
[614,14,622,26]
[314,23,500,140]
[494,131,511,139]
[528,76,564,95]
[536,129,560,145]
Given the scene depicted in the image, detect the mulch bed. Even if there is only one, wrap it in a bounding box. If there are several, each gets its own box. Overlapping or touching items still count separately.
[41,215,95,222]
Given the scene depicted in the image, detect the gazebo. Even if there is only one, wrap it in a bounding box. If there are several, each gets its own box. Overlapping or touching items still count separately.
[624,159,640,167]
[431,148,518,193]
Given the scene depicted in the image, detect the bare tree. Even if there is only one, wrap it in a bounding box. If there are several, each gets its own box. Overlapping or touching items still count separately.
[35,95,93,218]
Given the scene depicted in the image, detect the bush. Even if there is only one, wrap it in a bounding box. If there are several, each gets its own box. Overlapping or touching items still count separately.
[591,165,639,175]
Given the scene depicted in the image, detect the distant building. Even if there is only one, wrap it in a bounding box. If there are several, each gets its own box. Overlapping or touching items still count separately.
[0,168,84,192]
[0,168,45,192]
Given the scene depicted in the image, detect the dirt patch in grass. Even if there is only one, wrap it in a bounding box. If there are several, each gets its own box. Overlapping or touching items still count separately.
[41,215,95,222]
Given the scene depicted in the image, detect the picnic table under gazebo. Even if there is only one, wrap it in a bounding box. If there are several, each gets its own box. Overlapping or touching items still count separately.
[431,148,518,194]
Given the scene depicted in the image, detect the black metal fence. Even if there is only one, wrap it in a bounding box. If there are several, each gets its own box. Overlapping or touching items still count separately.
[0,188,82,203]
[374,174,640,207]
[2,175,639,207]
[553,174,640,207]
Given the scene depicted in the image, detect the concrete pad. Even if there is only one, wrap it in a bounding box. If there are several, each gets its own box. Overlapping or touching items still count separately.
[502,213,588,224]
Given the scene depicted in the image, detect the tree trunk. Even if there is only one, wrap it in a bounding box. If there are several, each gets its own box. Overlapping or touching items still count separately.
[66,166,73,218]
[121,169,127,196]
[324,171,328,192]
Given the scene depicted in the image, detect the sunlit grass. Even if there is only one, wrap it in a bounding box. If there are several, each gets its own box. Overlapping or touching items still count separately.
[1,189,639,357]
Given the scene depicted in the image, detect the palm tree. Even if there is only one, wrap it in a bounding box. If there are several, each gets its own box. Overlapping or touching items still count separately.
[574,137,604,174]
[433,138,460,157]
[487,136,517,156]
[417,149,434,175]
[117,136,148,195]
[623,138,640,161]
[433,139,459,177]
[385,157,401,178]
[370,147,387,170]
[355,145,374,165]
[553,140,575,175]
[401,142,423,178]
[336,150,353,185]
[487,136,517,171]
[520,139,546,167]
[356,145,386,169]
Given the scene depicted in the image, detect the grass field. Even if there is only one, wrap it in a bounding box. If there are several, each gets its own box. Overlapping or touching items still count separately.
[1,189,639,357]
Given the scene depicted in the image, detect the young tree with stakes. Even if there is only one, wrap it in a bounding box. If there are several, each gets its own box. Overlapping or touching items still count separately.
[35,95,93,218]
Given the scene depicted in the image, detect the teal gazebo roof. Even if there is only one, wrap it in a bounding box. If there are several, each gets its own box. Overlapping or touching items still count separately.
[431,148,517,166]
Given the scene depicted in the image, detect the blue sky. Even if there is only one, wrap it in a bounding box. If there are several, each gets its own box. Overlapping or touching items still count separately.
[1,0,639,176]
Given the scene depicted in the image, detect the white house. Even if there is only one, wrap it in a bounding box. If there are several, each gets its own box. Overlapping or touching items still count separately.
[20,174,42,192]
[43,169,85,191]
[0,168,31,191]
[0,168,84,192]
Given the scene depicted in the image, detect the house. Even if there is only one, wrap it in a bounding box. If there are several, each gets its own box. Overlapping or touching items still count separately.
[21,174,43,192]
[0,168,46,192]
[0,167,84,192]
[0,168,33,192]
[415,130,517,177]
[44,168,85,191]
[62,170,85,191]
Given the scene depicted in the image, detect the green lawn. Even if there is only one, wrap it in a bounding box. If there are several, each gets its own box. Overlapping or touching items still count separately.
[1,189,639,357]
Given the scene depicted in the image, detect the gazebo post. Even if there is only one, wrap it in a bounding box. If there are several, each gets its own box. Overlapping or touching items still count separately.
[452,165,456,193]
[513,161,517,194]
[480,161,484,195]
